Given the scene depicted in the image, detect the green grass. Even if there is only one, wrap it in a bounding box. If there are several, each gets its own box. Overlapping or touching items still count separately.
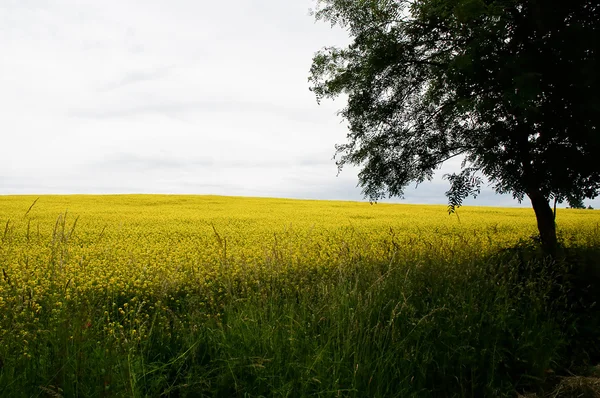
[1,241,598,397]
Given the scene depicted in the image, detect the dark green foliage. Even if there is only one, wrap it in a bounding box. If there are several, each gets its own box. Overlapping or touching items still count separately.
[444,168,483,213]
[309,0,600,251]
[568,197,586,209]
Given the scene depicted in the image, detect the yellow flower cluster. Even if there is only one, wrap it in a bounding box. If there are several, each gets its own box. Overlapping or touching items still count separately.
[0,195,598,356]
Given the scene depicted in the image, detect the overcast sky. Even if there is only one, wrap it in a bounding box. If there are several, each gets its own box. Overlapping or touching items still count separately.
[1,0,596,208]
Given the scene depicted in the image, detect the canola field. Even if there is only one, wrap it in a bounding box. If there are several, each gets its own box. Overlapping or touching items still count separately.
[1,195,596,332]
[1,195,598,306]
[0,195,599,396]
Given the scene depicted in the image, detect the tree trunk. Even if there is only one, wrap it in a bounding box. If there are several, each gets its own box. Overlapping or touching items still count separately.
[527,189,558,255]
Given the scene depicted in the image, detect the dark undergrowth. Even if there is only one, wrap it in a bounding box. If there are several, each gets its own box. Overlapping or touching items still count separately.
[1,242,599,397]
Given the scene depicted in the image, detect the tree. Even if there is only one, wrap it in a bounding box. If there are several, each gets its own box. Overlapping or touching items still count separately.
[568,197,586,209]
[309,0,600,254]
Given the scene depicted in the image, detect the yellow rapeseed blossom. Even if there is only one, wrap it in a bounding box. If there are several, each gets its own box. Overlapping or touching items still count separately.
[0,194,598,357]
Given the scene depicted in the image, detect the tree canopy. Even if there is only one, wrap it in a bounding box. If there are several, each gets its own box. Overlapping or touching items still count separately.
[568,197,586,209]
[309,0,600,253]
